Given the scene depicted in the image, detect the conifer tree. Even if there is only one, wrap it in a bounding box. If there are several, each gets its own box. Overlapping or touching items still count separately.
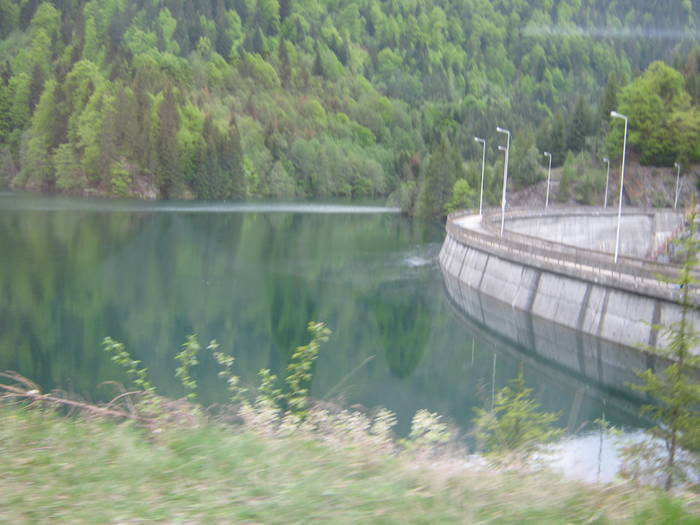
[0,78,10,143]
[226,114,246,199]
[312,43,323,77]
[549,112,567,166]
[156,88,182,199]
[416,134,461,219]
[28,63,44,112]
[684,47,700,105]
[473,367,563,461]
[193,114,216,199]
[630,208,700,490]
[597,73,618,131]
[248,27,266,55]
[279,0,291,21]
[567,96,591,153]
[278,38,291,87]
[22,79,58,190]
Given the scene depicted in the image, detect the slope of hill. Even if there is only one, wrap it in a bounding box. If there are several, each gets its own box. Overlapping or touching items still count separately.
[0,0,698,209]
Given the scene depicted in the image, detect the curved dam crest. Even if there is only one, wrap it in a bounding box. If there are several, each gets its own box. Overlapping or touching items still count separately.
[439,208,699,352]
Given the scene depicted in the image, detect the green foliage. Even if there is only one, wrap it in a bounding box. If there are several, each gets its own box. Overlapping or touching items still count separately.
[0,0,698,200]
[445,178,475,214]
[175,335,201,401]
[53,144,84,191]
[627,209,700,490]
[156,88,182,198]
[284,321,331,415]
[20,78,57,189]
[102,336,155,394]
[208,340,248,403]
[110,160,132,197]
[609,61,699,166]
[257,368,284,407]
[416,135,464,219]
[558,152,575,202]
[510,129,543,189]
[567,96,593,153]
[101,321,331,417]
[401,409,451,451]
[597,74,618,132]
[473,368,563,460]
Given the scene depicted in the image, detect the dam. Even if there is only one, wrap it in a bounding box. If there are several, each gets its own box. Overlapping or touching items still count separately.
[439,207,699,352]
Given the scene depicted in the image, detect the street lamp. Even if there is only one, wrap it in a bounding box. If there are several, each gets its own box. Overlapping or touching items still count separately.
[496,126,510,236]
[543,152,552,208]
[610,110,628,264]
[674,162,681,209]
[474,137,486,215]
[602,157,610,208]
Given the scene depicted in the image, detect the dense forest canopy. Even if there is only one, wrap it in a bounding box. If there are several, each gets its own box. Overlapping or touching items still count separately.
[0,0,699,215]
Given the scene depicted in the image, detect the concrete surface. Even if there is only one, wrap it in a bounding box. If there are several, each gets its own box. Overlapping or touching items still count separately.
[440,208,699,352]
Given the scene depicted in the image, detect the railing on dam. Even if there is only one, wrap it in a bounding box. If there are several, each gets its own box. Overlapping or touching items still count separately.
[446,207,697,305]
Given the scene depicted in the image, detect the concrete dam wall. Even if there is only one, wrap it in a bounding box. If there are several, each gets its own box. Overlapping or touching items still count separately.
[504,209,683,258]
[439,208,699,351]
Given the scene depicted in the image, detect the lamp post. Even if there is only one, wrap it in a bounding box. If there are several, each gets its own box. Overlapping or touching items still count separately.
[496,126,510,236]
[543,152,552,208]
[674,162,681,209]
[602,157,610,208]
[610,110,628,264]
[474,137,486,215]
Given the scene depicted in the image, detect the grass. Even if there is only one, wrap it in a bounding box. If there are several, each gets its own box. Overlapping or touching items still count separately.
[1,405,699,524]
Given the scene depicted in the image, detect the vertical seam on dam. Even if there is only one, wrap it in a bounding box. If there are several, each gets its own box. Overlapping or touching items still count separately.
[477,254,490,291]
[596,289,610,338]
[576,283,593,332]
[457,244,469,280]
[575,284,593,375]
[525,270,542,314]
[648,299,662,348]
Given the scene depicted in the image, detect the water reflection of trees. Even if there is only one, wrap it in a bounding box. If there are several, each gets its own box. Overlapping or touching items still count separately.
[2,202,642,436]
[372,279,431,379]
[0,206,441,403]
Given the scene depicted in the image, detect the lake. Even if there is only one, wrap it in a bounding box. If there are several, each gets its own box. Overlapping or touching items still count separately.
[0,193,646,442]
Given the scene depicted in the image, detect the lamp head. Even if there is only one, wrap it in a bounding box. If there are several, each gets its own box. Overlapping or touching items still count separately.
[603,157,609,163]
[610,110,626,120]
[543,151,551,157]
[674,162,680,168]
[498,145,507,151]
[474,137,484,144]
[496,126,508,134]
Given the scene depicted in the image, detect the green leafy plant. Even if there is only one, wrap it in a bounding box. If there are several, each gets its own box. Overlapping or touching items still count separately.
[103,322,332,418]
[284,321,332,415]
[257,368,284,408]
[175,335,201,401]
[401,409,451,452]
[208,340,248,403]
[103,336,155,394]
[473,368,563,461]
[445,178,475,214]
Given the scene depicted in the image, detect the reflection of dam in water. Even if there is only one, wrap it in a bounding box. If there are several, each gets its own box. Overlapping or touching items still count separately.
[441,269,669,427]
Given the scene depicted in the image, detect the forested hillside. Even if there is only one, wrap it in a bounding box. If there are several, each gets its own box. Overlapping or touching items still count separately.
[0,0,699,214]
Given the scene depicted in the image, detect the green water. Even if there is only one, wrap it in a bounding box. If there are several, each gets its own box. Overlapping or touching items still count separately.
[0,193,644,435]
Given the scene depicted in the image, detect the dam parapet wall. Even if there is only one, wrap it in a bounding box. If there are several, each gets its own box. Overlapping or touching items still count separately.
[440,207,699,351]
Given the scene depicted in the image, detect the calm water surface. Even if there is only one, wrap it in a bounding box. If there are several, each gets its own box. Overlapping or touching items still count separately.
[0,193,646,443]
